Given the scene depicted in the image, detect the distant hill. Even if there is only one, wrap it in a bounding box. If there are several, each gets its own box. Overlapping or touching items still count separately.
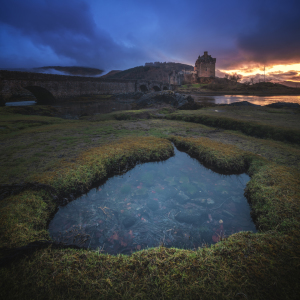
[204,78,300,93]
[102,63,194,83]
[101,70,122,78]
[37,66,104,76]
[278,81,300,88]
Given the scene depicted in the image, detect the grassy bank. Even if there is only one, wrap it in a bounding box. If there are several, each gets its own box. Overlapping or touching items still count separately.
[0,137,173,249]
[166,107,300,144]
[0,107,300,299]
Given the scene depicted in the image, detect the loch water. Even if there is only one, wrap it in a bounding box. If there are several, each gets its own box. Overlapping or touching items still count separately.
[49,147,256,255]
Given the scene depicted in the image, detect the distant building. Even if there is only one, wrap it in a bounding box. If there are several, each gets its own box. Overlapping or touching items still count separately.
[168,70,184,85]
[194,51,216,78]
[144,62,161,67]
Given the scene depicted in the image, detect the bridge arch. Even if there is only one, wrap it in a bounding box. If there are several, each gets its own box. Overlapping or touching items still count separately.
[163,86,169,90]
[152,86,161,91]
[24,86,56,105]
[140,85,148,92]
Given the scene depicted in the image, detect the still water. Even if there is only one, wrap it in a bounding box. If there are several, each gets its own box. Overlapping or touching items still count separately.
[5,95,300,110]
[5,101,37,106]
[195,95,300,105]
[49,147,256,255]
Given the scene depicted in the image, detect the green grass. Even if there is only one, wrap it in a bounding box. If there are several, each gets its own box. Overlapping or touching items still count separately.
[167,108,300,144]
[0,107,300,299]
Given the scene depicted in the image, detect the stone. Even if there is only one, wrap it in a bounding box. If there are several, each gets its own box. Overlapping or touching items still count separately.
[0,70,175,105]
[176,191,190,204]
[175,211,203,224]
[207,198,215,205]
[147,199,159,211]
[136,91,195,109]
[122,216,137,228]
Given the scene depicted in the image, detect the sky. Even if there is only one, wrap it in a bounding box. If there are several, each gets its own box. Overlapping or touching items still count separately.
[0,0,300,82]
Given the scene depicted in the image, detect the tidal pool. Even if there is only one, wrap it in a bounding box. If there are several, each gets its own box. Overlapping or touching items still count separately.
[49,147,256,255]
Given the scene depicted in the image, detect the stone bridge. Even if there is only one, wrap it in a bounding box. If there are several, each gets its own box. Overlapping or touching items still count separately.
[0,70,174,105]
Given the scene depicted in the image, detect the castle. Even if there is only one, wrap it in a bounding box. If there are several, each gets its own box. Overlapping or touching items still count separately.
[145,52,216,85]
[194,51,216,78]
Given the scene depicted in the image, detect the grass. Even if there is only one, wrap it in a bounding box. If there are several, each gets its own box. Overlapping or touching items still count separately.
[32,137,173,196]
[0,105,300,299]
[178,83,206,89]
[166,107,300,144]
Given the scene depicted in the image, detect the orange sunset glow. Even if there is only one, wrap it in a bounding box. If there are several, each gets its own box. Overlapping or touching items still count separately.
[219,63,300,83]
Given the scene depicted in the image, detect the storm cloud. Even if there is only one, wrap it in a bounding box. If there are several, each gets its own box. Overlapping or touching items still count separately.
[236,0,300,67]
[0,0,299,73]
[0,0,149,70]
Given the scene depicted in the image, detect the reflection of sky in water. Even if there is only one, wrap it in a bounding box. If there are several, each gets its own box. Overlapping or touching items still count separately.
[49,147,256,255]
[197,95,300,105]
[6,95,300,108]
[5,101,36,106]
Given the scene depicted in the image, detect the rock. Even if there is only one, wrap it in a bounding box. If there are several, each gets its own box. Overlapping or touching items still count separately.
[122,216,137,228]
[136,91,195,109]
[265,102,300,108]
[207,198,215,205]
[175,211,203,224]
[176,191,190,204]
[147,199,159,211]
[189,198,205,206]
[229,101,260,106]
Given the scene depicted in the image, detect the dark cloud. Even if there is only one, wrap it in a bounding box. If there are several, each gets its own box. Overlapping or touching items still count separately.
[0,0,299,72]
[236,0,300,66]
[269,71,299,77]
[0,0,149,70]
[240,70,300,83]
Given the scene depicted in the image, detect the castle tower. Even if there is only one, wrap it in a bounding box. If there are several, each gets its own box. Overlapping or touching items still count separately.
[194,51,216,78]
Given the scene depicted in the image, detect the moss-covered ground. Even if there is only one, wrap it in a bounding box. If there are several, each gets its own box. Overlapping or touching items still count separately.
[0,104,300,299]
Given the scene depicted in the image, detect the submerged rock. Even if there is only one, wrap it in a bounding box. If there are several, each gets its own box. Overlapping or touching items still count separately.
[136,91,195,109]
[207,198,215,205]
[176,191,190,204]
[122,216,137,228]
[189,198,205,206]
[147,199,159,211]
[175,211,203,224]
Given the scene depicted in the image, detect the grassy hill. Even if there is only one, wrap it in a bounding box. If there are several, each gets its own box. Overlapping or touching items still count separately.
[103,63,194,82]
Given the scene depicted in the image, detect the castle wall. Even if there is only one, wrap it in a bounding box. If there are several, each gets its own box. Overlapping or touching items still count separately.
[198,63,215,77]
[194,51,216,78]
[168,70,183,85]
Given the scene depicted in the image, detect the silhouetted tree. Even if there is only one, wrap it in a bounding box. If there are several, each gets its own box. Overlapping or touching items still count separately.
[229,73,242,82]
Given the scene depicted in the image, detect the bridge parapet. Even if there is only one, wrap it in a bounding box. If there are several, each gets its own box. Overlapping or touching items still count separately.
[0,70,174,105]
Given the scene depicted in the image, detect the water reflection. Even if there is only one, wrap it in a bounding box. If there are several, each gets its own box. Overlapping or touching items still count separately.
[49,146,256,255]
[5,101,37,106]
[195,95,300,105]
